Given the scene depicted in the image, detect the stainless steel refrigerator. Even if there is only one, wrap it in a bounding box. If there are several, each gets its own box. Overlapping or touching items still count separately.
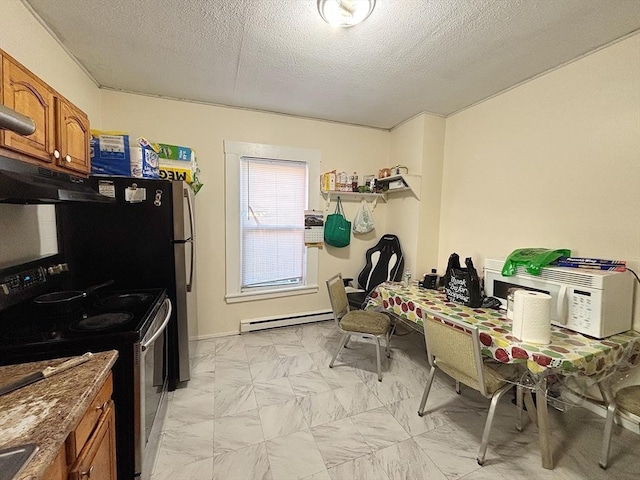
[56,176,195,387]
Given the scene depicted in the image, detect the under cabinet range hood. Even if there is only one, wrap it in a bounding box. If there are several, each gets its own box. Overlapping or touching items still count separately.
[0,156,113,204]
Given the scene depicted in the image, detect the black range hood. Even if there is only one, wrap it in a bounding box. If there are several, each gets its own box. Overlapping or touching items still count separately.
[0,155,113,204]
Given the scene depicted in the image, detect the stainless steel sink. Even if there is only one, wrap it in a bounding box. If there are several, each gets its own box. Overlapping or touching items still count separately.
[0,444,38,480]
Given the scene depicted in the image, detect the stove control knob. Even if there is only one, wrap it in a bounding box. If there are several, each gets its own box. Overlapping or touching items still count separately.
[47,263,69,275]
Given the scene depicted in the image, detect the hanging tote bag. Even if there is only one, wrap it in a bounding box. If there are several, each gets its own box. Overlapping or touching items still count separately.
[352,199,374,234]
[443,253,483,308]
[324,197,351,247]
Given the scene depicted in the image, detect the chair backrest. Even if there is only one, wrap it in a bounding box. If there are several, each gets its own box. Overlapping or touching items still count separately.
[423,315,489,397]
[326,273,349,326]
[357,234,404,294]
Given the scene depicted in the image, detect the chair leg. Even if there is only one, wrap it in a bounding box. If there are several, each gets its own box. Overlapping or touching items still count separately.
[389,319,397,337]
[477,384,514,466]
[418,365,437,416]
[599,402,617,469]
[385,329,391,358]
[523,390,538,427]
[516,384,524,432]
[329,333,349,368]
[375,337,382,381]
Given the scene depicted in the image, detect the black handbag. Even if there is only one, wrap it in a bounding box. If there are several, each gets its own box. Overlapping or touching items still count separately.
[443,253,483,308]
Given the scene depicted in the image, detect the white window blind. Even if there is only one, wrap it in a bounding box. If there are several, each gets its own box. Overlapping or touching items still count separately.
[240,156,307,290]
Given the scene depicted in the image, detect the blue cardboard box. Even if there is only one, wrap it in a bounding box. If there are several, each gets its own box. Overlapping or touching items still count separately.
[90,132,131,176]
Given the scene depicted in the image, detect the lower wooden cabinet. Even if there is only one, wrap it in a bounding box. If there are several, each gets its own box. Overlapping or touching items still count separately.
[42,373,116,480]
[68,401,116,480]
[44,447,68,480]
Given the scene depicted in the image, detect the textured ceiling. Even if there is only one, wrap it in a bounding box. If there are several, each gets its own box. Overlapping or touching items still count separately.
[24,0,640,129]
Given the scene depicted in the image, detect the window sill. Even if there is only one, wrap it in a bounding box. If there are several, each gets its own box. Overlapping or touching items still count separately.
[225,285,319,303]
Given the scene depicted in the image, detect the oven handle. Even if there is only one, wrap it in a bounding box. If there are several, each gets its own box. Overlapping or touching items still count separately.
[142,298,172,351]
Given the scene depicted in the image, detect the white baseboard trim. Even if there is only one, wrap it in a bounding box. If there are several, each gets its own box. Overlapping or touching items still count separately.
[240,309,333,333]
[189,330,239,341]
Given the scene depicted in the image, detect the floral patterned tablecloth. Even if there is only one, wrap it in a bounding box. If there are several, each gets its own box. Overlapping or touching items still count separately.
[365,282,640,377]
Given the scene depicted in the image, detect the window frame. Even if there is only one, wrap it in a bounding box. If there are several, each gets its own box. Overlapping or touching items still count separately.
[224,140,320,303]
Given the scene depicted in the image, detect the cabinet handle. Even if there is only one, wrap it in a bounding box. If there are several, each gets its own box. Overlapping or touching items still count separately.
[80,465,94,478]
[52,149,60,159]
[65,154,72,163]
[95,401,109,412]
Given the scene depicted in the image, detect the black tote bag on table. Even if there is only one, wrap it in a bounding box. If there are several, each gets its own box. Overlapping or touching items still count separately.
[443,253,483,308]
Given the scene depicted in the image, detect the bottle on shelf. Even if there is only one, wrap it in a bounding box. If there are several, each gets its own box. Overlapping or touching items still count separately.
[337,171,348,191]
[351,172,358,192]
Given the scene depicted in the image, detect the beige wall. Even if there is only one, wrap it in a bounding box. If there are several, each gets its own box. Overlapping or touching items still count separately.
[99,90,390,337]
[388,116,424,276]
[439,34,640,329]
[388,113,446,281]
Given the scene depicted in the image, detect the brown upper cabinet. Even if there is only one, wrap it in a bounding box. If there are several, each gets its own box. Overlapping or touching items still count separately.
[1,50,91,175]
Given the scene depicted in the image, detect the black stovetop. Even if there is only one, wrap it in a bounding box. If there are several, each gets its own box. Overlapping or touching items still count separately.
[0,288,165,349]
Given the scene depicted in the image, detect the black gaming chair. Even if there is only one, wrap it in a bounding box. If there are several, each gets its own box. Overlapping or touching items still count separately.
[346,234,404,309]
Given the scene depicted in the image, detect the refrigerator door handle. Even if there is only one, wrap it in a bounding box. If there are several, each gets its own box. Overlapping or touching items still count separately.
[186,239,194,292]
[184,187,195,240]
[184,187,195,293]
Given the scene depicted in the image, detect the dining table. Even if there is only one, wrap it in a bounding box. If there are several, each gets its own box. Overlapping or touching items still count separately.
[365,281,640,469]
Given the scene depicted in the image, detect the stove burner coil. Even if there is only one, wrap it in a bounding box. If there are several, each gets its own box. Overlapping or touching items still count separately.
[94,293,153,309]
[71,312,134,331]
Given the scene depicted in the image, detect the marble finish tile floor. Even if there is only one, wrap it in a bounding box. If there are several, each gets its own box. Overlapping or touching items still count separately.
[151,321,639,480]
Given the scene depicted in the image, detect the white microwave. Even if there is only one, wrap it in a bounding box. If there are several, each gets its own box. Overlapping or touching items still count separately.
[483,259,634,338]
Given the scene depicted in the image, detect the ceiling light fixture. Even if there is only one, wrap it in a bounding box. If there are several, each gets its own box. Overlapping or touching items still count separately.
[317,0,376,27]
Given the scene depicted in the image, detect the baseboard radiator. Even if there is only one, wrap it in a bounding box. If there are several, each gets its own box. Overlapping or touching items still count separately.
[240,309,333,333]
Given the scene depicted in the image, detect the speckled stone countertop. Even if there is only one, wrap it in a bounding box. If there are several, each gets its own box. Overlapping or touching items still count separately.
[0,350,118,480]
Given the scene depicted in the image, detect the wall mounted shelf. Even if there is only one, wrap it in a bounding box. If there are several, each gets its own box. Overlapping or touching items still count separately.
[321,191,386,202]
[321,190,385,210]
[320,173,421,209]
[374,174,421,199]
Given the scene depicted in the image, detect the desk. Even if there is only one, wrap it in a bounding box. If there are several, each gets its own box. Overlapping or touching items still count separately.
[365,282,640,469]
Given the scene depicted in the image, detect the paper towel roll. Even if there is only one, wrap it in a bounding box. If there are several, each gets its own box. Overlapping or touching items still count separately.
[512,290,552,344]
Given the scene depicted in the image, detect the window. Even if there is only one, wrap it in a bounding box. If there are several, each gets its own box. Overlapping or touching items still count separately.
[224,141,320,303]
[240,157,306,289]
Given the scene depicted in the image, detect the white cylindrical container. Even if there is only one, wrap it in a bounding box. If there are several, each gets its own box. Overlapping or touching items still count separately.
[512,290,552,344]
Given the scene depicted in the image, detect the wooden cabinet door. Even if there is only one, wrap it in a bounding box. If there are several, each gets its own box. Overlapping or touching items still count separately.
[68,401,117,480]
[1,56,55,163]
[42,445,68,480]
[56,97,90,175]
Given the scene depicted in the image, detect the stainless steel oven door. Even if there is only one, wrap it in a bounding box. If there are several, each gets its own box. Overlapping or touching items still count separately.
[134,297,172,479]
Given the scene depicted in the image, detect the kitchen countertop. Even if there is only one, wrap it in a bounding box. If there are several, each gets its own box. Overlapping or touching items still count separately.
[0,350,118,480]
